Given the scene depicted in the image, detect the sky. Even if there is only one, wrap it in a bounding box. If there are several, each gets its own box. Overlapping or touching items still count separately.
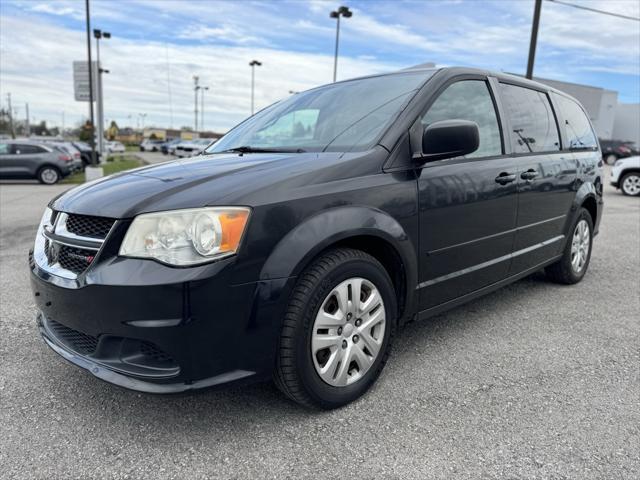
[1,0,639,133]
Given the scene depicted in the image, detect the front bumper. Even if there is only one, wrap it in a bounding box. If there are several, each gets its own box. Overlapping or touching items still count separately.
[30,251,294,393]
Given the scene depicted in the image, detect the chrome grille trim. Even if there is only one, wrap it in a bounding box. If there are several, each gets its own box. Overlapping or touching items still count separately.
[33,210,115,279]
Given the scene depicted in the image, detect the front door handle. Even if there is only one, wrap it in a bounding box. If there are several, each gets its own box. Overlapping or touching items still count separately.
[495,172,516,185]
[521,168,538,180]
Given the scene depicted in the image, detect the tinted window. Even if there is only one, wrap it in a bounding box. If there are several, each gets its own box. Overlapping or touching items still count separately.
[551,93,597,149]
[500,83,560,153]
[208,71,434,153]
[421,80,502,158]
[15,144,47,154]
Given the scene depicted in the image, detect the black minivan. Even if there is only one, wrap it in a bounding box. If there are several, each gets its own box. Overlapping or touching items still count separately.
[30,67,603,408]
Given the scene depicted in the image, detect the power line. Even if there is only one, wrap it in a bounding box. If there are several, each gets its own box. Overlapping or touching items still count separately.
[547,0,640,22]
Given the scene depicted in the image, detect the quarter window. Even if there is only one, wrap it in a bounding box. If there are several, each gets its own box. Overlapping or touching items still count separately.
[421,80,502,158]
[551,93,597,149]
[499,83,560,153]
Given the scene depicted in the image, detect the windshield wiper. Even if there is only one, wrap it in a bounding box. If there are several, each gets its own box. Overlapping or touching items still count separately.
[215,146,307,154]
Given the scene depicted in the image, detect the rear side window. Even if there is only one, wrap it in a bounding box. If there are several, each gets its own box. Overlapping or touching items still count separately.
[14,144,47,154]
[551,93,597,149]
[499,83,560,153]
[0,143,8,154]
[421,80,502,158]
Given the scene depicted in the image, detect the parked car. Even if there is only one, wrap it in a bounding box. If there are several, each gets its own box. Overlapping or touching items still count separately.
[106,141,126,153]
[29,67,603,408]
[0,140,81,183]
[161,138,182,155]
[599,139,638,165]
[174,138,212,158]
[610,155,640,196]
[71,141,101,166]
[140,139,164,152]
[46,141,83,165]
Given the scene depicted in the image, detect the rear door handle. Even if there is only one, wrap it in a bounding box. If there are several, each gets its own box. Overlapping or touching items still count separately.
[495,172,516,185]
[521,168,538,180]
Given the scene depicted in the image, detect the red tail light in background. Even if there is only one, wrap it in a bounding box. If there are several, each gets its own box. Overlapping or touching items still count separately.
[58,154,72,162]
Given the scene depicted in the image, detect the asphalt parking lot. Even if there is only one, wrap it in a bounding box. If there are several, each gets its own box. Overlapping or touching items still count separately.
[0,171,638,479]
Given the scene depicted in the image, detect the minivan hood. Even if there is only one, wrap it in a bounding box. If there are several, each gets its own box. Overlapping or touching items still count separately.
[51,151,355,218]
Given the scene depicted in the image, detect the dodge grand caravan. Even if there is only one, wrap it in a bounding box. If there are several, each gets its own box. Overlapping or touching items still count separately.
[30,67,603,408]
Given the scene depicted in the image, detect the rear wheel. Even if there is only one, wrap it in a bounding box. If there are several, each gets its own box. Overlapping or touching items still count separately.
[620,172,640,196]
[37,166,61,185]
[274,248,396,409]
[545,208,593,284]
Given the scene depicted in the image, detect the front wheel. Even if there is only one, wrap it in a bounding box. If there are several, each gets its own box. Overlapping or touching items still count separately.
[545,208,593,284]
[620,172,640,196]
[274,248,396,409]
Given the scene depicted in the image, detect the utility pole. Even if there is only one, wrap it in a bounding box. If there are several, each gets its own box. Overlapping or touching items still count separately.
[6,93,15,139]
[200,86,209,132]
[25,103,30,136]
[526,0,542,79]
[193,76,200,131]
[249,60,262,115]
[84,0,97,165]
[330,6,353,82]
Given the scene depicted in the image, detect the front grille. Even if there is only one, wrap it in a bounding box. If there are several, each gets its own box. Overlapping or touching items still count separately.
[65,213,115,239]
[44,240,95,274]
[47,319,98,355]
[58,245,95,274]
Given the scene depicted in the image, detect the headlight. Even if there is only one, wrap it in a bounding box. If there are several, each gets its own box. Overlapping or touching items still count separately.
[119,207,250,266]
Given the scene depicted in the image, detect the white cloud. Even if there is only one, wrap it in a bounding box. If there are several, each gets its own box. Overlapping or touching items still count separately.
[0,14,400,132]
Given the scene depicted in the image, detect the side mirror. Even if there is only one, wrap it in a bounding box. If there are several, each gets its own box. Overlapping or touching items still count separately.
[420,119,480,162]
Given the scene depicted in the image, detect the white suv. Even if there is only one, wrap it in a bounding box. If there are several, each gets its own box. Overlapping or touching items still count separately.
[610,156,640,196]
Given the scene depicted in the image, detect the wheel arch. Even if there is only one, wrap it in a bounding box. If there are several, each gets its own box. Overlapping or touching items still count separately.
[259,206,418,324]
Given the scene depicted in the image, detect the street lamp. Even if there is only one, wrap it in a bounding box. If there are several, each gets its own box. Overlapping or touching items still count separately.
[330,6,352,82]
[249,60,262,115]
[93,28,111,159]
[200,86,209,132]
[193,76,200,131]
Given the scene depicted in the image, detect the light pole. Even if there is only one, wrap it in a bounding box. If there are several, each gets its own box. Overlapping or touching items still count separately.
[330,6,352,82]
[139,113,147,129]
[94,28,111,159]
[249,60,261,115]
[193,76,200,131]
[526,0,542,79]
[84,0,96,164]
[200,86,209,132]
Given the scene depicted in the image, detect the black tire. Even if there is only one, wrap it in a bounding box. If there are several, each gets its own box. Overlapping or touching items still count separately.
[545,208,593,284]
[274,248,397,409]
[36,166,61,185]
[620,172,640,197]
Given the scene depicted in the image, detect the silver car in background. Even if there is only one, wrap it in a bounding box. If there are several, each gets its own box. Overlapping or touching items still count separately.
[0,140,82,184]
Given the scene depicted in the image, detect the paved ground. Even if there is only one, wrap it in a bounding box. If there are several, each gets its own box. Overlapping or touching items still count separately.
[0,170,638,479]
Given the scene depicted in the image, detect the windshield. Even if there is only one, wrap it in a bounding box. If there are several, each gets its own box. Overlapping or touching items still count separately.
[206,71,433,154]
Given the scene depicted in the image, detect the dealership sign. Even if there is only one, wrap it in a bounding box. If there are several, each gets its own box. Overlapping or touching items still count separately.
[73,61,98,102]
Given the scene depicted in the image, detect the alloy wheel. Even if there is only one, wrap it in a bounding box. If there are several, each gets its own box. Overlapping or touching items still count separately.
[621,174,640,196]
[311,277,386,387]
[40,168,59,184]
[570,219,590,273]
